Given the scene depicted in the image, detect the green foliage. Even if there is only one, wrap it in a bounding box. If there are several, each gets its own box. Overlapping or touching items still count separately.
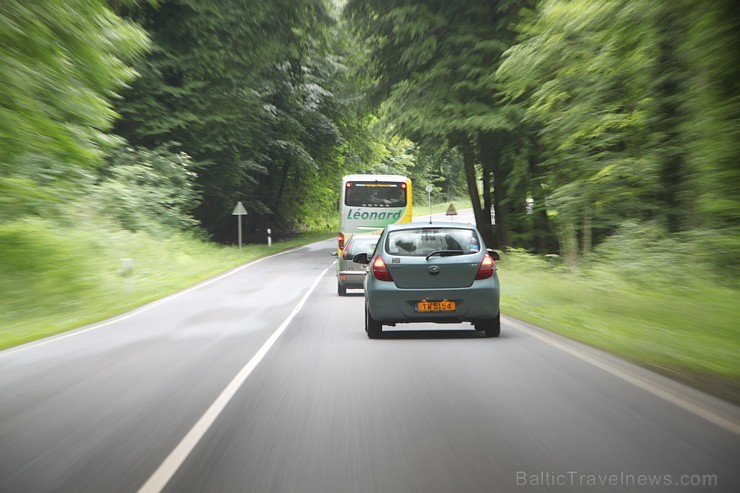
[678,0,740,271]
[583,221,728,290]
[94,145,201,233]
[498,0,656,221]
[345,0,546,248]
[347,0,523,138]
[0,0,149,170]
[497,0,740,273]
[0,218,97,306]
[114,0,359,240]
[0,176,59,222]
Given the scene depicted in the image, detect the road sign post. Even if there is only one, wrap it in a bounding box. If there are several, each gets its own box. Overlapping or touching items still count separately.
[232,201,248,248]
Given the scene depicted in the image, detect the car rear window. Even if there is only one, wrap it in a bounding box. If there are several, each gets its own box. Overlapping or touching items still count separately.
[385,228,481,256]
[342,237,379,259]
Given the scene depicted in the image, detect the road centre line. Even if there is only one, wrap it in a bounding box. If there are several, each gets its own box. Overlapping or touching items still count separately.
[0,247,301,357]
[505,316,740,435]
[136,265,330,493]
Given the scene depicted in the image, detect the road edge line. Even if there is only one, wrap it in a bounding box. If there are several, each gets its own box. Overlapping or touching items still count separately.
[136,265,330,493]
[505,316,740,435]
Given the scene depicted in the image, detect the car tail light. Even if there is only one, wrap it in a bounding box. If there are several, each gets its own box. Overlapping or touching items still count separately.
[338,233,345,250]
[372,256,394,282]
[475,254,495,280]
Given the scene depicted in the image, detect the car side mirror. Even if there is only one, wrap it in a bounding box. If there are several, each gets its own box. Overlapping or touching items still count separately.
[331,251,338,257]
[353,253,370,265]
[487,249,501,261]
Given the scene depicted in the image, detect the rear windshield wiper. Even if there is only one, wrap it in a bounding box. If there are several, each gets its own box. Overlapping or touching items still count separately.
[426,250,464,260]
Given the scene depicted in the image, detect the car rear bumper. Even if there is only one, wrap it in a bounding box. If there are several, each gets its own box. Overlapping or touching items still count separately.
[366,275,500,323]
[338,270,366,289]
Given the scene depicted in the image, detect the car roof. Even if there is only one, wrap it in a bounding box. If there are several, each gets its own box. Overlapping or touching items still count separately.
[385,221,477,232]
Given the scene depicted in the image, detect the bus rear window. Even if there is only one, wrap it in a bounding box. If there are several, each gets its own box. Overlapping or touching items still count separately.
[345,182,407,207]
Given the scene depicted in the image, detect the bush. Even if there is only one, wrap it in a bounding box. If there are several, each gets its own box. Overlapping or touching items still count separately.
[0,219,97,306]
[94,145,201,233]
[583,220,730,290]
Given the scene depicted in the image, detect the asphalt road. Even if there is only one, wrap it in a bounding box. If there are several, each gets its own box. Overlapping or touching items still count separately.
[1,236,739,493]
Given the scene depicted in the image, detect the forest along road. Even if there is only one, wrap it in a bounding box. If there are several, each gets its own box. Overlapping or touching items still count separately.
[0,238,738,493]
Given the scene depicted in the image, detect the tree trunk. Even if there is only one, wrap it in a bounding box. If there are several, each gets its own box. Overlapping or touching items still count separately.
[481,164,492,228]
[528,140,556,253]
[654,4,689,233]
[581,204,592,255]
[478,131,508,248]
[557,215,578,266]
[273,160,291,216]
[456,135,494,247]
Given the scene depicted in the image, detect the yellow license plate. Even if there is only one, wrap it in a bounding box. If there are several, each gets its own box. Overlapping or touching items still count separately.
[416,300,456,312]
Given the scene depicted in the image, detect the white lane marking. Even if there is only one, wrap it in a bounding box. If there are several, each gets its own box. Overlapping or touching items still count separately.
[0,247,305,357]
[136,266,330,493]
[505,316,740,435]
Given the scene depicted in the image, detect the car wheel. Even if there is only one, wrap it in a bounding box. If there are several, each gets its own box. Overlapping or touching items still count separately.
[365,305,382,339]
[338,282,347,296]
[476,312,500,337]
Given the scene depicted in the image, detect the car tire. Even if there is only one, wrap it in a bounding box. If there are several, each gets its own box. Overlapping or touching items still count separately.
[477,312,501,337]
[365,305,382,339]
[338,283,347,296]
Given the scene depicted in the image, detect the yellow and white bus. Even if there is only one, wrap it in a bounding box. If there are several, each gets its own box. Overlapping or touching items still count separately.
[338,174,413,252]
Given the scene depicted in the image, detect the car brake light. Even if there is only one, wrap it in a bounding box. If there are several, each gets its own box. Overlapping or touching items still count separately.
[475,254,495,280]
[372,256,394,282]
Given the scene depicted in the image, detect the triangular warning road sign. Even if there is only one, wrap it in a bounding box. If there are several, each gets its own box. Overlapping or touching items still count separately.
[232,201,248,215]
[445,204,458,216]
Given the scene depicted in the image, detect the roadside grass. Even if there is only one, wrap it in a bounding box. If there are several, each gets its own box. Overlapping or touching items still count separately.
[0,216,332,351]
[498,252,740,404]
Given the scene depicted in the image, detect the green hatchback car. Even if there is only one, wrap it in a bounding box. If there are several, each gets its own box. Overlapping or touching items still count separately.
[353,222,501,339]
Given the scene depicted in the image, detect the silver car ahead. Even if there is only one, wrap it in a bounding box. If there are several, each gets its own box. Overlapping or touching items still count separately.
[353,222,500,339]
[337,234,380,296]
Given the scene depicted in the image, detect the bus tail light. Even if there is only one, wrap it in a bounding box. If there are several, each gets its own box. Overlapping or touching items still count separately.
[475,254,495,280]
[372,256,394,282]
[338,233,345,250]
